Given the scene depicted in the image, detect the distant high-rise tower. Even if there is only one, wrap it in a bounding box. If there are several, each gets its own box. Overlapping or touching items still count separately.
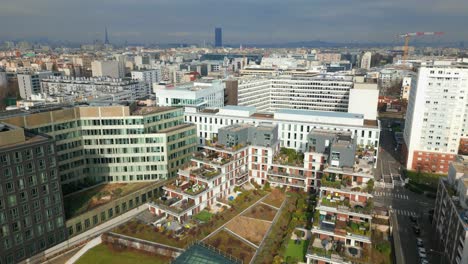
[215,27,222,47]
[105,27,110,45]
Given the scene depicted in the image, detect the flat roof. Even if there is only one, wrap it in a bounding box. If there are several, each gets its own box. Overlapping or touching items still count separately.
[221,105,257,111]
[275,109,364,119]
[131,106,176,115]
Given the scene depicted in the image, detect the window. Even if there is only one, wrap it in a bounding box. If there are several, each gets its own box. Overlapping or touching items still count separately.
[0,155,10,166]
[35,147,44,157]
[14,152,22,163]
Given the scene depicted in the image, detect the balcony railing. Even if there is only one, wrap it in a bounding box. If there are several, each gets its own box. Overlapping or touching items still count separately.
[150,198,195,215]
[267,169,307,179]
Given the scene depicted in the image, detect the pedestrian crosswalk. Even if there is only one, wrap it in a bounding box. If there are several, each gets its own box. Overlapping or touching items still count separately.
[393,209,418,217]
[373,191,409,200]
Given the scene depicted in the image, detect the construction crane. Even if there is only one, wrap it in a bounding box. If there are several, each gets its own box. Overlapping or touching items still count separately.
[399,32,444,63]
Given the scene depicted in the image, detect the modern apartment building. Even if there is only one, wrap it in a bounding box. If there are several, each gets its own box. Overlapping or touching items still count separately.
[401,74,416,100]
[17,71,54,99]
[360,52,372,70]
[131,69,162,95]
[41,76,147,102]
[1,105,197,193]
[149,124,377,264]
[306,130,375,264]
[155,80,225,109]
[433,158,468,264]
[0,123,67,264]
[184,105,380,159]
[236,75,378,120]
[403,60,468,173]
[91,60,125,79]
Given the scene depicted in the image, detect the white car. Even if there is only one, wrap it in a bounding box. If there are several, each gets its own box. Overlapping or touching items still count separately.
[418,247,426,254]
[418,252,427,259]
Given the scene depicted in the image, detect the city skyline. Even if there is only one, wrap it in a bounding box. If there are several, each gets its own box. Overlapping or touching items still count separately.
[1,0,468,44]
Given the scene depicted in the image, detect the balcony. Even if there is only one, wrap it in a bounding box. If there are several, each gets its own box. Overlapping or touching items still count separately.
[192,151,232,165]
[307,236,370,263]
[182,167,222,180]
[318,196,373,215]
[165,178,208,197]
[267,175,306,188]
[321,174,374,193]
[150,197,195,216]
[267,169,307,179]
[273,147,305,167]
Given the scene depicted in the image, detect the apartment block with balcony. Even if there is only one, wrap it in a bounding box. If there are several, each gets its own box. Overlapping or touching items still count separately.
[148,123,266,222]
[306,130,375,264]
[433,158,468,264]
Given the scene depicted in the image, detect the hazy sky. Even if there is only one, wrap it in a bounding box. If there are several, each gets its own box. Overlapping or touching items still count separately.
[1,0,467,44]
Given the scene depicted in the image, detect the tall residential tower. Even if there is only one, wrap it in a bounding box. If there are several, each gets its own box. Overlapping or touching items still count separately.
[215,27,222,47]
[403,59,468,173]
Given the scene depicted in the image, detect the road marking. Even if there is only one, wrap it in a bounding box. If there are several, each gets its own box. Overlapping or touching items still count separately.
[373,192,409,200]
[394,209,418,216]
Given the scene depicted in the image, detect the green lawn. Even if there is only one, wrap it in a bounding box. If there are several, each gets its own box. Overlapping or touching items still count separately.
[194,210,213,222]
[76,244,171,264]
[284,239,309,263]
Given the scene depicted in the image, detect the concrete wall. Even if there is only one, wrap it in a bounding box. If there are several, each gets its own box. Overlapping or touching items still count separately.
[103,232,182,258]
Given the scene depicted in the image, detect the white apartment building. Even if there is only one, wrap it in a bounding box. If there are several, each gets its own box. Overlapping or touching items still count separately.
[156,80,225,109]
[184,105,380,161]
[91,60,125,79]
[41,76,147,102]
[17,71,53,99]
[131,69,161,95]
[360,52,372,70]
[401,74,416,100]
[404,59,468,173]
[237,75,378,120]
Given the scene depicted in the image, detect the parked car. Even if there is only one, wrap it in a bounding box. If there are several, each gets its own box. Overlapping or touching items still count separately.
[418,247,426,254]
[416,238,424,247]
[413,225,421,235]
[410,215,418,223]
[418,252,427,259]
[420,258,429,264]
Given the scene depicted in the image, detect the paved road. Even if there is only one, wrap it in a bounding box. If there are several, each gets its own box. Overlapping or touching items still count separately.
[375,119,402,182]
[376,118,440,264]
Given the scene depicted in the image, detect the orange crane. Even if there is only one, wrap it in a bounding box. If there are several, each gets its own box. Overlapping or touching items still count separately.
[399,32,444,63]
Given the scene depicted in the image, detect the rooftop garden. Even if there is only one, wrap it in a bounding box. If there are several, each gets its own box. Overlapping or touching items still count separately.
[308,236,371,264]
[321,174,374,193]
[346,221,371,237]
[151,197,195,214]
[254,191,314,264]
[76,244,171,264]
[192,151,231,165]
[165,179,208,196]
[115,189,268,249]
[64,182,149,219]
[190,167,221,179]
[319,196,373,215]
[273,148,305,167]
